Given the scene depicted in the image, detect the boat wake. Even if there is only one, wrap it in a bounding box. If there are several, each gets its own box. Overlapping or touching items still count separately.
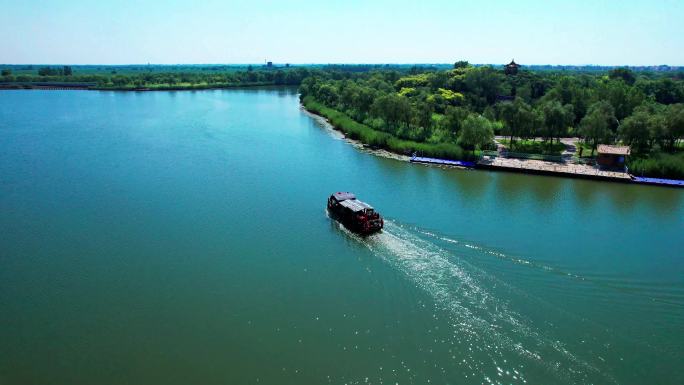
[335,218,617,385]
[413,226,684,309]
[412,227,589,281]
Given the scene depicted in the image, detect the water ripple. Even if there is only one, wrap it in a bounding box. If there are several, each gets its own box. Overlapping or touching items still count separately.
[341,219,617,384]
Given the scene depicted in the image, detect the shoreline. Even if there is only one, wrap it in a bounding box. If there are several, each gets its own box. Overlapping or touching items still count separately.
[93,83,290,92]
[301,104,476,169]
[0,83,294,92]
[301,105,451,165]
[301,104,684,188]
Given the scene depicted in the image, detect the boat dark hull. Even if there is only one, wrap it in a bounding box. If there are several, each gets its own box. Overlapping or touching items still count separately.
[327,204,383,235]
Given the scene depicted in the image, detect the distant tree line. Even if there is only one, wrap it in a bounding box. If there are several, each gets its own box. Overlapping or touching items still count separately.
[36,66,73,76]
[0,67,314,89]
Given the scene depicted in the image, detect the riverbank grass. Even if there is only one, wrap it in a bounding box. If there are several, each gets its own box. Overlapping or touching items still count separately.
[629,152,684,179]
[302,97,466,160]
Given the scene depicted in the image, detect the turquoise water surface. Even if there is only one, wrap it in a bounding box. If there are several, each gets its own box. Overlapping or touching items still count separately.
[1,89,683,385]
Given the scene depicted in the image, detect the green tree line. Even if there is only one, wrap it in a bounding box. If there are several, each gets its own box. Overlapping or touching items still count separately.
[0,67,313,89]
[299,63,684,178]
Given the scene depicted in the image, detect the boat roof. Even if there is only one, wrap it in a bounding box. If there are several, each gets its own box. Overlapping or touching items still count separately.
[332,192,356,202]
[597,144,631,155]
[339,199,373,212]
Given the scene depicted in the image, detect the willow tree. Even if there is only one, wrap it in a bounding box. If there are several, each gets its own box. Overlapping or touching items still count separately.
[619,109,652,151]
[580,101,616,155]
[498,97,537,150]
[541,100,574,145]
[656,103,684,151]
[370,94,414,132]
[458,114,494,154]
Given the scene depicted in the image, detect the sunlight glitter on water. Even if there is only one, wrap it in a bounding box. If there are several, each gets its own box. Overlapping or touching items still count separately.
[336,220,617,385]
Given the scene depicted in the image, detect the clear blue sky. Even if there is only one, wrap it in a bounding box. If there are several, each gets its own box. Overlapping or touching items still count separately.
[1,0,683,65]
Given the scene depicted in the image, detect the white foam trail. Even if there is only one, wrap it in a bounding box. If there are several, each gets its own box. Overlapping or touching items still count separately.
[413,227,589,280]
[357,220,616,385]
[415,226,684,309]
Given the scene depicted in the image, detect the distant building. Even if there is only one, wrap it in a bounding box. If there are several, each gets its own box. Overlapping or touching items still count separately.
[596,145,630,170]
[504,59,520,75]
[266,61,273,68]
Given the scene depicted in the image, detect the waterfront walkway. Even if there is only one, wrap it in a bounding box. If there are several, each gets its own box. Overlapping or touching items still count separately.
[486,136,634,181]
[477,156,633,180]
[410,153,684,186]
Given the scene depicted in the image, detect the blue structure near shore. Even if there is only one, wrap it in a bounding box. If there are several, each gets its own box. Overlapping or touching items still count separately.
[410,154,684,188]
[410,155,476,168]
[632,176,684,187]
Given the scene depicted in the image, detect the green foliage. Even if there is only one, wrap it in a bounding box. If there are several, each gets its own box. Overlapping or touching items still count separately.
[579,101,616,153]
[453,61,470,69]
[38,67,62,76]
[398,87,416,96]
[437,88,464,103]
[636,77,684,105]
[619,106,655,150]
[303,97,465,160]
[540,100,574,142]
[439,106,469,137]
[498,97,544,148]
[664,104,684,151]
[395,74,430,89]
[414,102,434,131]
[597,79,644,120]
[608,67,636,85]
[499,139,566,156]
[458,114,495,151]
[296,64,684,177]
[370,93,414,130]
[4,66,313,89]
[629,152,684,179]
[463,66,503,109]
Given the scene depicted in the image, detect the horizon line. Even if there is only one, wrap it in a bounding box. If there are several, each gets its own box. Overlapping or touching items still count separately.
[2,62,683,68]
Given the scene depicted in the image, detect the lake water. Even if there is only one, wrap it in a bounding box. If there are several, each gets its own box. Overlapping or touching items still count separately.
[1,88,683,385]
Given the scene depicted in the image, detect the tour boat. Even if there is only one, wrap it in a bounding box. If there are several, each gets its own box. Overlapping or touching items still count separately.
[327,192,383,234]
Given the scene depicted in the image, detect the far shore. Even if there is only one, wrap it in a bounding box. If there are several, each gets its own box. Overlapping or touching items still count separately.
[0,82,296,92]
